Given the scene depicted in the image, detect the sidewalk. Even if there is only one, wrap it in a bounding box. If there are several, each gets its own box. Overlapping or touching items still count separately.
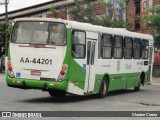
[152,77,160,84]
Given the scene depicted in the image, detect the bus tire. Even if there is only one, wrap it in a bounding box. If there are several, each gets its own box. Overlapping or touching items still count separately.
[48,89,66,97]
[140,72,145,86]
[134,83,140,91]
[97,77,109,98]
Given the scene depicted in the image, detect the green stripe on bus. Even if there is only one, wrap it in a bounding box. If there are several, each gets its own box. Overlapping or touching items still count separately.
[63,28,85,90]
[94,71,149,93]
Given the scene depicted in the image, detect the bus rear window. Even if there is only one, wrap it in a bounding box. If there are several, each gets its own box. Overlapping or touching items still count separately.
[11,21,66,45]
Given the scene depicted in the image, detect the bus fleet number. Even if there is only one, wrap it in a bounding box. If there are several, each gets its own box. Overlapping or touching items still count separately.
[20,57,52,65]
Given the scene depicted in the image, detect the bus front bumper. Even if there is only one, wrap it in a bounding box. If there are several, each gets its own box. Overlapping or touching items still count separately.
[6,76,68,91]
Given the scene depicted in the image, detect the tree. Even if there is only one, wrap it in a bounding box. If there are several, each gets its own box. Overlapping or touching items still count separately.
[48,6,58,18]
[49,0,131,29]
[0,22,12,56]
[70,0,131,28]
[143,5,160,46]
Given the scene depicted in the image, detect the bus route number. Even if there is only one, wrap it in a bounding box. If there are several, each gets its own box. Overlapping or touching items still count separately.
[20,57,52,65]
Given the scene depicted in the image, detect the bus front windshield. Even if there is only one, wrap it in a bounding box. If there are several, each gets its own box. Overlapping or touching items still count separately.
[11,21,66,45]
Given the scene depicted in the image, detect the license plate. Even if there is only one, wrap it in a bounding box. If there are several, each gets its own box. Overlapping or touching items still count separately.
[31,70,41,76]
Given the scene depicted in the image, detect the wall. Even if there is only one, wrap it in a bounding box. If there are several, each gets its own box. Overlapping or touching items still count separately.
[153,0,160,5]
[127,0,136,30]
[127,0,160,34]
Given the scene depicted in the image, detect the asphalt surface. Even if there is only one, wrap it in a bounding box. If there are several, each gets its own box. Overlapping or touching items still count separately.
[0,73,160,120]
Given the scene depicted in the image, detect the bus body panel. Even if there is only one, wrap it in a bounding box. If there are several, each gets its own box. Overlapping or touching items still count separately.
[67,59,86,95]
[6,18,154,97]
[10,43,66,80]
[6,76,68,91]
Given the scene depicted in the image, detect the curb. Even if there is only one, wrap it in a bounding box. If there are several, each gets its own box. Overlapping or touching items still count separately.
[151,83,160,85]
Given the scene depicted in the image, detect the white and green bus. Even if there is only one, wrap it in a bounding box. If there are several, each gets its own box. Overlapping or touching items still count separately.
[6,18,154,98]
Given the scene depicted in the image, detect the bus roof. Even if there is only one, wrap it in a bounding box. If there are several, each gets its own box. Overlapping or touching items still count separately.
[14,17,154,41]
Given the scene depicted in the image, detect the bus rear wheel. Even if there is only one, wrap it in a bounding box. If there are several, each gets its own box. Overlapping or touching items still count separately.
[134,78,141,91]
[48,89,66,97]
[140,72,145,86]
[134,84,140,91]
[97,78,109,98]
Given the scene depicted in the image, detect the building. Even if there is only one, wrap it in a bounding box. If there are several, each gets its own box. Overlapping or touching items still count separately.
[153,0,160,5]
[0,0,127,22]
[0,0,75,21]
[127,0,160,34]
[0,0,159,34]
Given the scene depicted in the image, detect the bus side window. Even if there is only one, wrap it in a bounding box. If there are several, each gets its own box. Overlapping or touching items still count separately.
[101,34,112,59]
[124,37,132,59]
[133,38,141,59]
[141,39,149,59]
[114,36,123,59]
[72,30,86,58]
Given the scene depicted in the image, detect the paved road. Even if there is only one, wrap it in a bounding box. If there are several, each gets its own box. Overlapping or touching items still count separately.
[0,73,160,120]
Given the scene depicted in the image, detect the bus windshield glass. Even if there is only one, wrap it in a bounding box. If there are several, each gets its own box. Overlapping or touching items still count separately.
[11,21,66,45]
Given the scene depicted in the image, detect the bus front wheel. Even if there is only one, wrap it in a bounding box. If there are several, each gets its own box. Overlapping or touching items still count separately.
[48,89,66,97]
[97,78,109,98]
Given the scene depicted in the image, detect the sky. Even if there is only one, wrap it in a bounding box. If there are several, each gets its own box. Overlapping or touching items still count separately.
[0,0,52,14]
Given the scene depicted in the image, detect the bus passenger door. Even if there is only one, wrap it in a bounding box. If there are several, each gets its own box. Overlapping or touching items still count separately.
[84,40,97,93]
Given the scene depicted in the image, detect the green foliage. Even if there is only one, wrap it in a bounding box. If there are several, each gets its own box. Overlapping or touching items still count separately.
[0,22,12,55]
[49,6,57,18]
[49,0,131,29]
[118,0,126,10]
[0,22,5,44]
[69,0,130,29]
[155,36,160,47]
[143,5,160,45]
